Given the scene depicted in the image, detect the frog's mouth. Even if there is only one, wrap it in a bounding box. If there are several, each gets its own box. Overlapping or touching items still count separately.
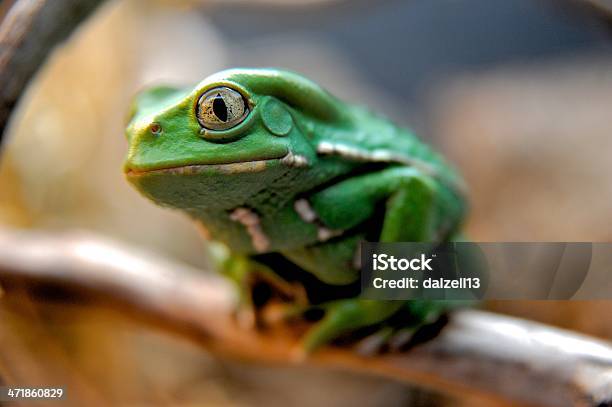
[125,159,277,177]
[124,149,308,177]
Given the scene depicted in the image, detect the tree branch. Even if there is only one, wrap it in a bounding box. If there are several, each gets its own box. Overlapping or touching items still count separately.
[0,229,610,406]
[0,0,103,138]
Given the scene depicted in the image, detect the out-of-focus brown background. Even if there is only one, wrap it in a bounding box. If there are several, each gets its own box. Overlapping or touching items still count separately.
[1,0,612,405]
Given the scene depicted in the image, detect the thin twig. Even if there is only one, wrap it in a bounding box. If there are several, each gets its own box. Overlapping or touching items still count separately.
[0,229,610,406]
[0,0,103,138]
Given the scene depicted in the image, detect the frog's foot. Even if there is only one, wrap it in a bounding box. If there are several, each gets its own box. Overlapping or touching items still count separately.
[293,299,453,359]
[219,252,309,329]
[292,299,402,359]
[354,316,449,356]
[239,267,309,329]
[250,267,308,307]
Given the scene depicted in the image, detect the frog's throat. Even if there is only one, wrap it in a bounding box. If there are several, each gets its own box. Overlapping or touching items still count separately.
[125,150,309,177]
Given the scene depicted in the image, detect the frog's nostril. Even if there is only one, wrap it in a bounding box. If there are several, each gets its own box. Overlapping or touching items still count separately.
[150,122,163,135]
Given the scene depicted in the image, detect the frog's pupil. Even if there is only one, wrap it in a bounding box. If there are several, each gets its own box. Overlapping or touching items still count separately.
[213,94,228,122]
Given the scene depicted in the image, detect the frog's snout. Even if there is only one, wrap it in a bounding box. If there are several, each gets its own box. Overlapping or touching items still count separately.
[124,120,157,174]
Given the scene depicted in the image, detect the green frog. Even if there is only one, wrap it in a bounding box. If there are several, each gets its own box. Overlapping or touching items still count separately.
[124,68,467,353]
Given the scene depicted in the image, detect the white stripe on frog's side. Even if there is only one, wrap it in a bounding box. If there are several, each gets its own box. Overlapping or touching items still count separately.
[317,227,342,241]
[294,199,343,242]
[316,141,439,177]
[229,207,270,253]
[316,141,470,196]
[294,199,318,223]
[281,151,309,168]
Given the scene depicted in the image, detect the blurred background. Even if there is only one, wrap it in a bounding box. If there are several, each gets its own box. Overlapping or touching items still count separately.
[1,0,612,405]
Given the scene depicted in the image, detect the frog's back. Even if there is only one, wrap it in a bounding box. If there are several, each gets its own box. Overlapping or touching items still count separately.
[306,102,465,197]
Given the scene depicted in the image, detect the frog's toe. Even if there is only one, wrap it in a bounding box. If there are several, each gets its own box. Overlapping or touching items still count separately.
[299,299,403,354]
[386,327,418,351]
[387,314,450,352]
[354,326,395,356]
[352,324,427,355]
[297,300,456,355]
[260,302,307,325]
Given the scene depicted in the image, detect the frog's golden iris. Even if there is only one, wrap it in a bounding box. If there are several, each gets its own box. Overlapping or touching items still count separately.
[196,87,249,131]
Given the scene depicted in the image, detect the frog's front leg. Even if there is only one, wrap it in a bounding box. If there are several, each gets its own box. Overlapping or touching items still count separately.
[210,244,307,327]
[309,166,455,242]
[300,298,402,354]
[295,166,457,352]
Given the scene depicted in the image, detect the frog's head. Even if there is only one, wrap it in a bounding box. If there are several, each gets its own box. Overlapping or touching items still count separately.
[125,68,349,211]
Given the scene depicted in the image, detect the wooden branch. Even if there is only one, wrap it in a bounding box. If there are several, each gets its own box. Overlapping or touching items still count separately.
[0,0,103,138]
[0,229,610,406]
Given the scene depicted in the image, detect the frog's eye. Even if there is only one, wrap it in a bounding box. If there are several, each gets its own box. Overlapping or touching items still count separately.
[196,87,249,131]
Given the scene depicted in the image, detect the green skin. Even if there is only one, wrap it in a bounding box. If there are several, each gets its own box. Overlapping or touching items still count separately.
[125,68,467,352]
